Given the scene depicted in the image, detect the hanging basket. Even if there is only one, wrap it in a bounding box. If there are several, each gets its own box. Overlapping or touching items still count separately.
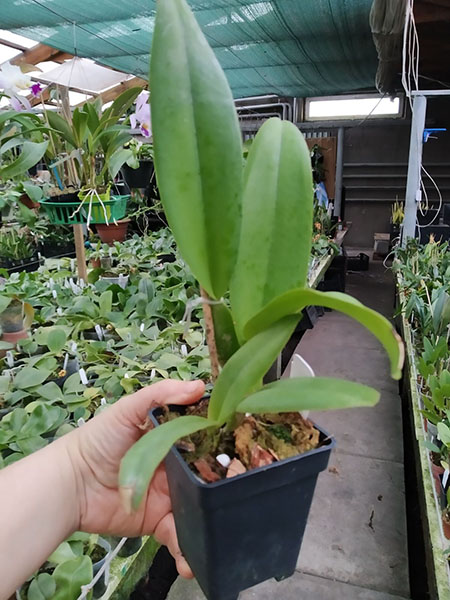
[39,193,129,225]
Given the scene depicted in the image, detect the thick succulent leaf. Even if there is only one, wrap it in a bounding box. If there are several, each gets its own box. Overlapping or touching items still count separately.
[237,377,380,414]
[211,302,240,366]
[244,288,404,379]
[151,0,243,299]
[231,118,313,338]
[0,141,48,180]
[119,415,215,511]
[208,315,299,423]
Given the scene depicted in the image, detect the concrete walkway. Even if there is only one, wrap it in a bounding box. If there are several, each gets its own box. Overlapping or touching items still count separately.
[168,260,410,600]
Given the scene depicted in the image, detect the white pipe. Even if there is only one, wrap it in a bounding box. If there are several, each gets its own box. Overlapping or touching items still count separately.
[402,95,427,244]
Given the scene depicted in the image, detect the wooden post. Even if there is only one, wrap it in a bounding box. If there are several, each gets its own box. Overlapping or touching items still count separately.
[73,224,87,283]
[200,287,220,382]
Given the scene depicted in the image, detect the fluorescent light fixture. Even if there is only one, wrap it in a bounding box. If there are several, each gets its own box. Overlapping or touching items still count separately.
[305,94,402,121]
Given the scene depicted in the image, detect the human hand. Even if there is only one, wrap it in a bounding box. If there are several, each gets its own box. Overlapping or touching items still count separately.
[66,379,205,577]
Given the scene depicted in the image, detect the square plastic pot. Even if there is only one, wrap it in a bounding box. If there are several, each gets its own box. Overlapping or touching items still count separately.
[150,408,335,600]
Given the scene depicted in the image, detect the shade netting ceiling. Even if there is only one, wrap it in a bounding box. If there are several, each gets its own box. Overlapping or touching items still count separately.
[1,0,378,98]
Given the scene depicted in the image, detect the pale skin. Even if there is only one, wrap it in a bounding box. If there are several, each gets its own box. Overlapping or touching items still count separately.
[0,378,205,600]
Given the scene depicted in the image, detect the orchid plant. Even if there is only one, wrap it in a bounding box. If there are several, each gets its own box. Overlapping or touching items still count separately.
[118,0,404,511]
[0,63,48,184]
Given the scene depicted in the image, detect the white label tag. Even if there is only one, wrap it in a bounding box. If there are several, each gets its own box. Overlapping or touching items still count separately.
[79,368,88,385]
[6,352,14,368]
[52,290,57,299]
[181,344,188,357]
[140,323,145,333]
[443,470,450,490]
[63,353,69,370]
[95,325,103,340]
[70,341,77,353]
[77,418,85,427]
[150,369,156,379]
[70,259,75,271]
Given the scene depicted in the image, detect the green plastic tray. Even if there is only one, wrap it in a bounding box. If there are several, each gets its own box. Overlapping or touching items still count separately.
[39,194,129,225]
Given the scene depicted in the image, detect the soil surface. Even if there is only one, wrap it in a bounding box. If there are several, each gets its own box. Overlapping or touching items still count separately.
[158,399,321,483]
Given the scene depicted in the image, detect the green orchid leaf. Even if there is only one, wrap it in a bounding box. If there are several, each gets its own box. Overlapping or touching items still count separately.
[0,140,48,180]
[45,111,77,148]
[108,148,134,180]
[237,377,380,414]
[438,422,450,446]
[0,375,10,393]
[47,541,78,566]
[35,382,63,402]
[52,556,93,600]
[63,373,85,394]
[211,302,240,366]
[208,315,299,423]
[47,328,67,353]
[27,573,56,600]
[151,0,242,298]
[120,415,215,511]
[0,295,12,313]
[15,435,47,455]
[99,290,113,318]
[231,118,313,338]
[244,288,404,380]
[14,367,52,390]
[22,181,43,202]
[20,405,66,437]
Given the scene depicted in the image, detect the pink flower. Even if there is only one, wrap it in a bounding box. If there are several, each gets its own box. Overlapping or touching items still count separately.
[30,82,43,98]
[130,90,151,138]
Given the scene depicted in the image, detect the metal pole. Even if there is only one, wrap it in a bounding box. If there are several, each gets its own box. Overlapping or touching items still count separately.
[402,95,427,245]
[334,127,344,216]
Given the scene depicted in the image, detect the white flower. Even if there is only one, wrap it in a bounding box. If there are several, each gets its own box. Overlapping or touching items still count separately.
[0,62,32,111]
[0,62,31,91]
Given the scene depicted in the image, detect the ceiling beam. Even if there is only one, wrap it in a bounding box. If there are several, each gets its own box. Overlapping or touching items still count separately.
[0,38,28,52]
[11,44,70,67]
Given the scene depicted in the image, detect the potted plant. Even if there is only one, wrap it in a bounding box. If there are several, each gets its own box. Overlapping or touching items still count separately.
[95,218,130,245]
[122,139,155,189]
[118,2,405,599]
[38,89,140,226]
[0,288,34,348]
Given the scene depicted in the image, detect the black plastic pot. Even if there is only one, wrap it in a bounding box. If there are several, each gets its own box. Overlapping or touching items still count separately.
[122,161,154,189]
[50,191,80,203]
[50,358,79,388]
[150,408,334,600]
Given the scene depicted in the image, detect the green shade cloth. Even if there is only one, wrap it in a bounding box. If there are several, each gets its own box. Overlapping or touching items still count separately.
[3,0,378,98]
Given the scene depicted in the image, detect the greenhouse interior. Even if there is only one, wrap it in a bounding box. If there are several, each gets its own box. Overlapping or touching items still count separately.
[0,0,450,599]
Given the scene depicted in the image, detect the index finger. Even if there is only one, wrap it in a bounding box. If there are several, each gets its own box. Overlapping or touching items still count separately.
[117,379,206,425]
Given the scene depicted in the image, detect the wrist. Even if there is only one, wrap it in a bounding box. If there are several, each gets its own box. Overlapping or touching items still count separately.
[56,431,86,534]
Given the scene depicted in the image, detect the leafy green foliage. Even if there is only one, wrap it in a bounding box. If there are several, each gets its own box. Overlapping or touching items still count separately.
[231,119,313,337]
[237,377,380,413]
[151,0,243,299]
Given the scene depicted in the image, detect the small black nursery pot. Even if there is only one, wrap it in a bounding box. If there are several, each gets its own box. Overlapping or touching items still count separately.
[150,408,335,600]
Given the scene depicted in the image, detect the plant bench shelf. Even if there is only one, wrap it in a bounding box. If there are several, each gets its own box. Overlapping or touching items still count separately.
[398,279,450,600]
